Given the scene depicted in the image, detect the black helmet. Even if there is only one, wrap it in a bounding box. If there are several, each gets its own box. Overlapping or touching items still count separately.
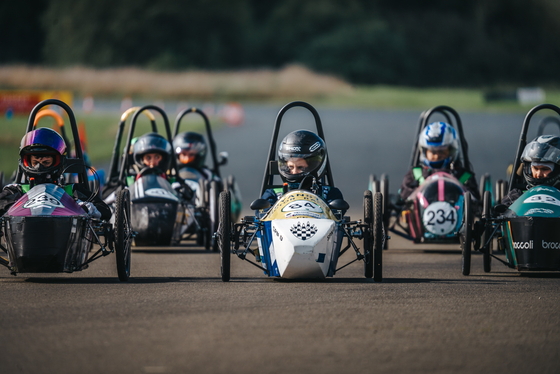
[133,133,172,171]
[19,127,67,184]
[521,135,560,188]
[173,131,207,169]
[278,130,327,183]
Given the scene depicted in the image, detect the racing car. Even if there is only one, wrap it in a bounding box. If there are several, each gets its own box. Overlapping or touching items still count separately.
[377,105,491,245]
[462,103,560,275]
[103,105,188,246]
[215,101,384,282]
[0,99,132,281]
[172,107,242,250]
[494,115,560,205]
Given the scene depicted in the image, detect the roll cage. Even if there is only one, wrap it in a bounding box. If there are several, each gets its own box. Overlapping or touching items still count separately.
[15,99,89,186]
[260,101,335,197]
[508,103,560,193]
[409,105,473,173]
[173,107,225,179]
[105,105,181,187]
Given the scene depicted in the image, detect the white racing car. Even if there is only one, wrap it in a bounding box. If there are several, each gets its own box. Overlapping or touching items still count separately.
[215,101,385,281]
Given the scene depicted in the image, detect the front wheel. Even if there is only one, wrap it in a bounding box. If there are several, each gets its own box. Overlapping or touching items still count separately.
[209,180,221,252]
[373,192,383,282]
[218,190,231,282]
[115,188,132,281]
[461,192,473,276]
[380,174,389,250]
[363,190,373,278]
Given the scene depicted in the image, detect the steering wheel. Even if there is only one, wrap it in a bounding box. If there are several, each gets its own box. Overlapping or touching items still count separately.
[136,167,165,179]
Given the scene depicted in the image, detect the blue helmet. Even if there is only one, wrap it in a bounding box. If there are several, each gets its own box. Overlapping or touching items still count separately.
[418,122,458,168]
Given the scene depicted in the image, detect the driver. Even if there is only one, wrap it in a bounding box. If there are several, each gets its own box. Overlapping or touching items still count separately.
[399,121,480,201]
[132,132,194,200]
[0,127,111,220]
[261,129,344,205]
[173,131,218,182]
[501,135,560,206]
[132,132,173,180]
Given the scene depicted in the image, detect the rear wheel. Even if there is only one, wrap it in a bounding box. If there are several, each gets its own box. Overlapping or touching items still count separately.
[115,188,132,281]
[479,173,491,203]
[198,179,209,248]
[501,180,509,202]
[369,174,380,195]
[380,174,389,250]
[461,192,473,276]
[495,180,504,205]
[482,190,493,273]
[363,190,373,278]
[209,180,221,251]
[218,190,231,282]
[373,192,383,282]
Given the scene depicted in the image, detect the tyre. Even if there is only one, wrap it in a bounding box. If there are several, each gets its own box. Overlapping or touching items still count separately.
[195,179,206,246]
[482,190,493,273]
[218,190,231,282]
[208,180,220,251]
[373,192,383,282]
[461,192,473,276]
[226,175,235,192]
[363,190,373,278]
[369,174,380,194]
[0,171,3,191]
[226,174,242,222]
[495,179,503,205]
[501,180,509,202]
[479,173,491,204]
[115,188,132,281]
[380,174,389,250]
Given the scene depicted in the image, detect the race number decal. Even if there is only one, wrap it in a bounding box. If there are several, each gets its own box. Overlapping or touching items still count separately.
[145,188,177,200]
[422,201,457,235]
[523,194,560,206]
[281,200,322,213]
[23,192,63,209]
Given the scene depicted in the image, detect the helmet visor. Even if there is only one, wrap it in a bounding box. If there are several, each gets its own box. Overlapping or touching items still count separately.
[135,135,171,155]
[278,151,323,180]
[20,129,66,155]
[521,141,560,164]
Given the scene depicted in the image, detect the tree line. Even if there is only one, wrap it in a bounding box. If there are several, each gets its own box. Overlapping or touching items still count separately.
[2,0,559,87]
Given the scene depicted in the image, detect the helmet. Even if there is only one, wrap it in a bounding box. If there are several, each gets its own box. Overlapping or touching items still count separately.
[173,132,207,169]
[418,122,459,168]
[278,130,327,184]
[133,133,172,171]
[521,135,560,188]
[19,127,67,184]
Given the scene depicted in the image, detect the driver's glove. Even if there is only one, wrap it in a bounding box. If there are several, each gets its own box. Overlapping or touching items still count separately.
[172,181,194,201]
[78,201,102,219]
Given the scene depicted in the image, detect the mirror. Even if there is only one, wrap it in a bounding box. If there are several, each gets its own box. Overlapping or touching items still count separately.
[329,199,349,211]
[218,151,229,166]
[250,198,271,210]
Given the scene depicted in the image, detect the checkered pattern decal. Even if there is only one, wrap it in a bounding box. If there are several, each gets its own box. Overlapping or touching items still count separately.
[290,221,318,241]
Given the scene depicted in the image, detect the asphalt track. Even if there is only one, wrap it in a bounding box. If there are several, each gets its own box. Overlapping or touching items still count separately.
[2,104,560,374]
